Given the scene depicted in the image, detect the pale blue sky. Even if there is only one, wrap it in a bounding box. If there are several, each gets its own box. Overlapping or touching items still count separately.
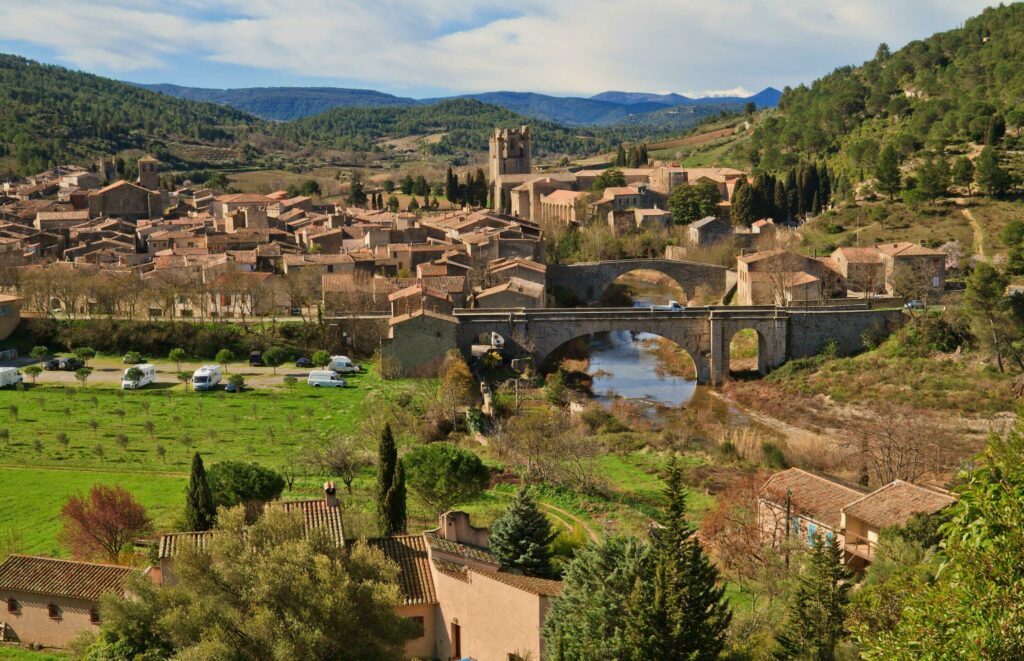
[0,0,998,97]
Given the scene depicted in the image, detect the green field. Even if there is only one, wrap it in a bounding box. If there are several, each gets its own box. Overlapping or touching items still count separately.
[0,369,405,556]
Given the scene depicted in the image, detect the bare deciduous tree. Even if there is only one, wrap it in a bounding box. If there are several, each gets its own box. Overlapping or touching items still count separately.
[845,405,957,485]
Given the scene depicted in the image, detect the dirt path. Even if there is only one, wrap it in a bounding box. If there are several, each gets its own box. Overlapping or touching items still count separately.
[954,198,986,259]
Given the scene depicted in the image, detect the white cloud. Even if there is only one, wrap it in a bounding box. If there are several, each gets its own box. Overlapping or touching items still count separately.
[0,0,999,94]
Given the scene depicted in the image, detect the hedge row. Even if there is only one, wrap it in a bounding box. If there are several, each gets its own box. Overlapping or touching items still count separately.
[15,318,331,360]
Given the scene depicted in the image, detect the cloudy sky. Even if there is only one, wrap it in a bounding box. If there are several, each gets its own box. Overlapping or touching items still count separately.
[0,0,999,98]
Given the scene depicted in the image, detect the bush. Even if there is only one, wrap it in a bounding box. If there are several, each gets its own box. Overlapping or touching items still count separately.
[761,442,789,469]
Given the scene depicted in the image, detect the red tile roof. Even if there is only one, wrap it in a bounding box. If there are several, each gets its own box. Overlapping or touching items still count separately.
[760,468,868,529]
[0,555,132,601]
[842,480,956,529]
[368,535,437,605]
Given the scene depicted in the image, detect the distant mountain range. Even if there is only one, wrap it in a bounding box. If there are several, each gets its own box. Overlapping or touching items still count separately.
[135,82,781,126]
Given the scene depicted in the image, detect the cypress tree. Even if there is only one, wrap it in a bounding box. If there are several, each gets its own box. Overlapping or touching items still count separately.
[775,534,850,659]
[445,166,457,203]
[615,144,627,167]
[785,169,799,218]
[731,181,758,226]
[640,143,649,165]
[812,190,822,216]
[377,424,406,535]
[184,452,215,531]
[474,168,488,206]
[774,180,789,221]
[490,487,555,577]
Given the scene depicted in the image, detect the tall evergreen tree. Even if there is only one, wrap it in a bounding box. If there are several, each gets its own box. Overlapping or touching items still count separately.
[774,180,789,221]
[624,458,732,660]
[812,191,822,216]
[489,487,555,577]
[474,168,488,206]
[731,181,758,226]
[875,145,902,201]
[615,144,627,167]
[376,424,405,535]
[444,166,458,203]
[775,533,850,659]
[184,453,215,531]
[976,145,1012,196]
[785,169,799,218]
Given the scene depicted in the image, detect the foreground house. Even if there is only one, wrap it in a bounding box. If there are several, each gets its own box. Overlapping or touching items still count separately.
[0,555,132,648]
[156,486,560,660]
[759,468,956,569]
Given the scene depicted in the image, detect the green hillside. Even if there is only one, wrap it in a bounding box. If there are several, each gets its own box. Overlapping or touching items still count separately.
[751,3,1024,178]
[273,97,613,156]
[0,54,259,174]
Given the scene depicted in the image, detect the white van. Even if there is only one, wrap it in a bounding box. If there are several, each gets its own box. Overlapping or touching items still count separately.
[328,355,360,373]
[307,370,347,388]
[191,365,222,391]
[0,367,22,388]
[121,363,156,389]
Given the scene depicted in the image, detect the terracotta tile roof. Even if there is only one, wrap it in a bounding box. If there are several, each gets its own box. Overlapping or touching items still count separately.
[368,535,437,605]
[760,468,868,529]
[475,568,563,597]
[476,277,545,299]
[433,558,470,581]
[388,308,459,326]
[842,480,956,529]
[874,242,945,257]
[215,193,274,204]
[488,257,546,274]
[833,247,882,263]
[387,284,450,302]
[542,189,587,203]
[0,555,132,601]
[91,180,150,196]
[266,499,346,547]
[158,531,212,560]
[425,532,499,566]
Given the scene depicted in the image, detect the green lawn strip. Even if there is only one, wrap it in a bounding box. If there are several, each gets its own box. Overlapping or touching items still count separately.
[0,466,187,556]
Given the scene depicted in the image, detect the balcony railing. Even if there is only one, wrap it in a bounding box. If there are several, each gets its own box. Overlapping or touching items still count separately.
[844,533,877,561]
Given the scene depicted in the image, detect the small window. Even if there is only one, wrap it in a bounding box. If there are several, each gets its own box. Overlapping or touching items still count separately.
[931,276,940,288]
[6,597,17,613]
[90,607,101,624]
[48,603,60,619]
[508,655,526,661]
[408,615,424,638]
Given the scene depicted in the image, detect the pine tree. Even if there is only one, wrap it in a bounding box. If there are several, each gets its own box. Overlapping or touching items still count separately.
[625,458,732,659]
[775,534,851,659]
[875,145,902,201]
[490,487,555,577]
[376,424,406,535]
[184,452,215,531]
[976,145,1012,196]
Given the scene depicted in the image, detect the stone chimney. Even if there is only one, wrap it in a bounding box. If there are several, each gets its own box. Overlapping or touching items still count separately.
[323,481,339,509]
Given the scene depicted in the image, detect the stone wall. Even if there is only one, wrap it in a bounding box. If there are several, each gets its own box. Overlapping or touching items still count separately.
[547,259,728,306]
[787,308,905,358]
[380,313,458,377]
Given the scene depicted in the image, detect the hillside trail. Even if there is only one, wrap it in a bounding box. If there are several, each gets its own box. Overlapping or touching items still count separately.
[953,197,986,259]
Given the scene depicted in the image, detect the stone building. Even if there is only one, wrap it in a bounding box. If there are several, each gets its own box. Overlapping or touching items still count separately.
[87,181,162,220]
[489,126,532,209]
[137,155,160,190]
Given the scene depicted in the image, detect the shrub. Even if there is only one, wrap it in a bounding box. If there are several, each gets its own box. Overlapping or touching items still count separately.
[761,442,789,469]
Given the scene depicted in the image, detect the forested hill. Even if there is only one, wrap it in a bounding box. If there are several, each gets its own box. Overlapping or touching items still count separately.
[751,3,1024,176]
[0,54,258,174]
[273,98,612,155]
[137,84,419,120]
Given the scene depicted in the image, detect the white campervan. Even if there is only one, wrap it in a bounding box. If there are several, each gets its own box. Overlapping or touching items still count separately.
[121,363,156,389]
[191,365,222,391]
[0,367,22,388]
[307,370,347,388]
[328,355,360,373]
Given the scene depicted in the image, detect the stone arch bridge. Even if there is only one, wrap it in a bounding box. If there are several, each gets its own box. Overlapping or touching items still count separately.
[546,259,729,306]
[451,305,903,385]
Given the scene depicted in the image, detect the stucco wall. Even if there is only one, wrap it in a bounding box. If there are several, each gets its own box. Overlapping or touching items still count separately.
[396,603,438,659]
[1,590,100,648]
[430,570,547,661]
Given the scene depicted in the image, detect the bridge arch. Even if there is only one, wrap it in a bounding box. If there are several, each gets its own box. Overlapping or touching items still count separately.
[547,259,728,307]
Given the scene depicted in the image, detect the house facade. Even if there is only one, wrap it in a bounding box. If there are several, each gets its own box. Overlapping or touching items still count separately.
[0,555,132,649]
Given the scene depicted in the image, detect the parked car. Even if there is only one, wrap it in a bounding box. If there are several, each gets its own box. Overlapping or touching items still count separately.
[248,351,264,367]
[122,351,143,364]
[43,358,61,371]
[307,370,347,387]
[328,355,360,373]
[225,381,242,393]
[58,357,84,371]
[904,299,926,310]
[295,357,312,368]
